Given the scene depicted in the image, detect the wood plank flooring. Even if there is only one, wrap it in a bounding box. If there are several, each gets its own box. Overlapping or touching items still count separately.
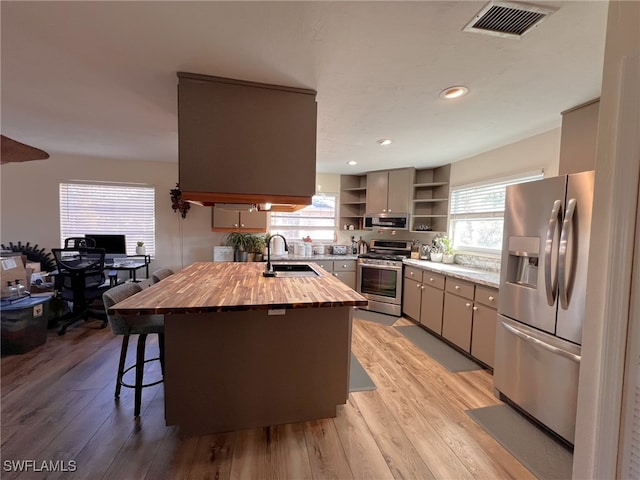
[1,313,535,479]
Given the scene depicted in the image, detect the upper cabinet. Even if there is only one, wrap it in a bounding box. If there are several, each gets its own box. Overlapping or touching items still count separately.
[339,174,367,229]
[366,168,414,214]
[177,72,317,208]
[212,206,267,232]
[559,99,599,175]
[411,164,450,233]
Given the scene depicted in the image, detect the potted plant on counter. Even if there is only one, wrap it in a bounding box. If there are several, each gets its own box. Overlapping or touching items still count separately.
[440,235,455,264]
[225,232,250,262]
[136,241,146,255]
[249,234,266,262]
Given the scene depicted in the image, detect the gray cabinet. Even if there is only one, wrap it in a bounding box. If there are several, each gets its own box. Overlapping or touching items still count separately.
[470,285,498,368]
[403,266,499,368]
[331,260,356,289]
[421,279,445,335]
[212,207,267,232]
[559,99,599,175]
[402,267,445,334]
[366,168,414,214]
[403,275,423,321]
[442,279,475,351]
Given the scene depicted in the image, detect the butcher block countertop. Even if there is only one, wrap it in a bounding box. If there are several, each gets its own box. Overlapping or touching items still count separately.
[109,261,367,315]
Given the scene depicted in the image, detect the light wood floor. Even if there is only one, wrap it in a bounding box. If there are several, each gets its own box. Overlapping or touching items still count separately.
[1,313,536,480]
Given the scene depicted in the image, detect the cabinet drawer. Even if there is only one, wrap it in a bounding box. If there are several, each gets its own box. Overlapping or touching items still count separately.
[445,278,475,300]
[421,272,445,290]
[333,260,356,272]
[313,260,334,271]
[475,285,499,308]
[404,266,423,281]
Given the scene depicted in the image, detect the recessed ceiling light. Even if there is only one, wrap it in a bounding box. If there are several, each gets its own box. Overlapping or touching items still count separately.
[439,86,469,99]
[377,139,392,146]
[347,160,358,166]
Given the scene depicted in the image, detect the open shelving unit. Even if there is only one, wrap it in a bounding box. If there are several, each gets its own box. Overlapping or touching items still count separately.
[339,174,367,229]
[411,165,450,233]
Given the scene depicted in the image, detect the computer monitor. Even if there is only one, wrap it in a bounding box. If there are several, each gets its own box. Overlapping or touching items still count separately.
[84,234,127,255]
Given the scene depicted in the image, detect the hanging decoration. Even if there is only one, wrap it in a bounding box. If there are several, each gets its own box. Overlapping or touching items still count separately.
[170,183,190,219]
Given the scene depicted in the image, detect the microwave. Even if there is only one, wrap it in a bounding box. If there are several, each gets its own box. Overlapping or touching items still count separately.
[364,213,410,230]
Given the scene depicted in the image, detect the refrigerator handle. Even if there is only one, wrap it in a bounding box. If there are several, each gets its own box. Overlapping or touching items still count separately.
[501,321,581,363]
[544,200,562,306]
[558,198,576,310]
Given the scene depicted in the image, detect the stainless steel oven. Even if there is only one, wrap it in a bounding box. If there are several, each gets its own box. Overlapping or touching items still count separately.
[356,240,412,316]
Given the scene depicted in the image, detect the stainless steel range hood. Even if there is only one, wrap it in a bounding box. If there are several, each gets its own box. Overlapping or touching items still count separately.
[177,72,317,211]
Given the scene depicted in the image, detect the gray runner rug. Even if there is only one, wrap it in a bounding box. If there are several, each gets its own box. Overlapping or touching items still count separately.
[349,352,376,392]
[467,404,573,480]
[353,308,399,327]
[394,325,482,372]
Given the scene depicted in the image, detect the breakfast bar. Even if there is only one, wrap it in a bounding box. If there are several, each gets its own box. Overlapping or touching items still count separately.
[109,261,367,435]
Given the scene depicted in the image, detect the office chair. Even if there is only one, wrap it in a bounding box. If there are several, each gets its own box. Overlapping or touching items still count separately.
[64,237,96,248]
[52,247,111,335]
[102,283,164,417]
[151,268,174,284]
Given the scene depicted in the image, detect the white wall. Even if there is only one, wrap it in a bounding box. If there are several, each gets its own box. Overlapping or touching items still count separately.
[0,153,222,274]
[450,128,561,186]
[573,0,640,477]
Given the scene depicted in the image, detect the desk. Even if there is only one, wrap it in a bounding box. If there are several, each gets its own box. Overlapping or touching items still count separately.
[106,255,150,284]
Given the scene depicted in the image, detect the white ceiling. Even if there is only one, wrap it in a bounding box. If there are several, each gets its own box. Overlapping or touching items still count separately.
[1,1,608,174]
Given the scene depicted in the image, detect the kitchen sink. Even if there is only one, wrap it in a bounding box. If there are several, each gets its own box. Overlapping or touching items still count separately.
[269,263,320,277]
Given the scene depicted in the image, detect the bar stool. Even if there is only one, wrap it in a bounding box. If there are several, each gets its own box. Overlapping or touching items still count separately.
[151,268,174,284]
[102,283,164,417]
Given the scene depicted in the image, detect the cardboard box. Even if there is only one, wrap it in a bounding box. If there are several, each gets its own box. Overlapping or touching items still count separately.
[25,261,41,273]
[1,257,28,297]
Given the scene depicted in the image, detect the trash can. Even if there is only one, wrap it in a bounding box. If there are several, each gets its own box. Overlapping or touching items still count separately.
[1,295,52,354]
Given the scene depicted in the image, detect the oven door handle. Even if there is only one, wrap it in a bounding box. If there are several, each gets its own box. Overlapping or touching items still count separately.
[357,262,403,272]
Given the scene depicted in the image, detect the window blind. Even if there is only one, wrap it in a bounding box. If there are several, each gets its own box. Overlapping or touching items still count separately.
[449,171,543,253]
[450,172,544,218]
[60,182,156,256]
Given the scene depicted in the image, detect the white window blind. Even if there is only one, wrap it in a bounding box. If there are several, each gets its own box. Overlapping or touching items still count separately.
[60,182,156,256]
[449,171,543,253]
[269,194,337,242]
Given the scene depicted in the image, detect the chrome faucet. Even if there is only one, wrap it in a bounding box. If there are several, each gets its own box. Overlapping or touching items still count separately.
[263,234,288,277]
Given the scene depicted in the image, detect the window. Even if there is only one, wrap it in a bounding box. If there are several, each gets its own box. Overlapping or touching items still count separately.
[59,182,156,256]
[449,171,543,254]
[269,194,337,242]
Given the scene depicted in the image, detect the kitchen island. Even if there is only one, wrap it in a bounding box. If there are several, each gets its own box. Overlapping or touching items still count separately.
[109,261,367,435]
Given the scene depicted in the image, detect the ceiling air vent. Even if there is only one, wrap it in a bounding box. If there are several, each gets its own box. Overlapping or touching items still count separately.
[463,1,557,39]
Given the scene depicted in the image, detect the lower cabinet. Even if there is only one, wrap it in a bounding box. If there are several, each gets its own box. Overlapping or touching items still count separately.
[442,279,475,351]
[470,285,498,368]
[403,266,499,369]
[402,267,445,334]
[420,275,445,335]
[331,260,356,289]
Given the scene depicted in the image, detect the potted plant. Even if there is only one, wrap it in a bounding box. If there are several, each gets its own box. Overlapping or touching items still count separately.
[225,232,250,262]
[249,234,266,262]
[136,241,146,255]
[440,236,455,264]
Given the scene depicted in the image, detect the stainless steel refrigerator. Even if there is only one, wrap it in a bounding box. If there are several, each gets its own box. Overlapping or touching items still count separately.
[494,170,594,446]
